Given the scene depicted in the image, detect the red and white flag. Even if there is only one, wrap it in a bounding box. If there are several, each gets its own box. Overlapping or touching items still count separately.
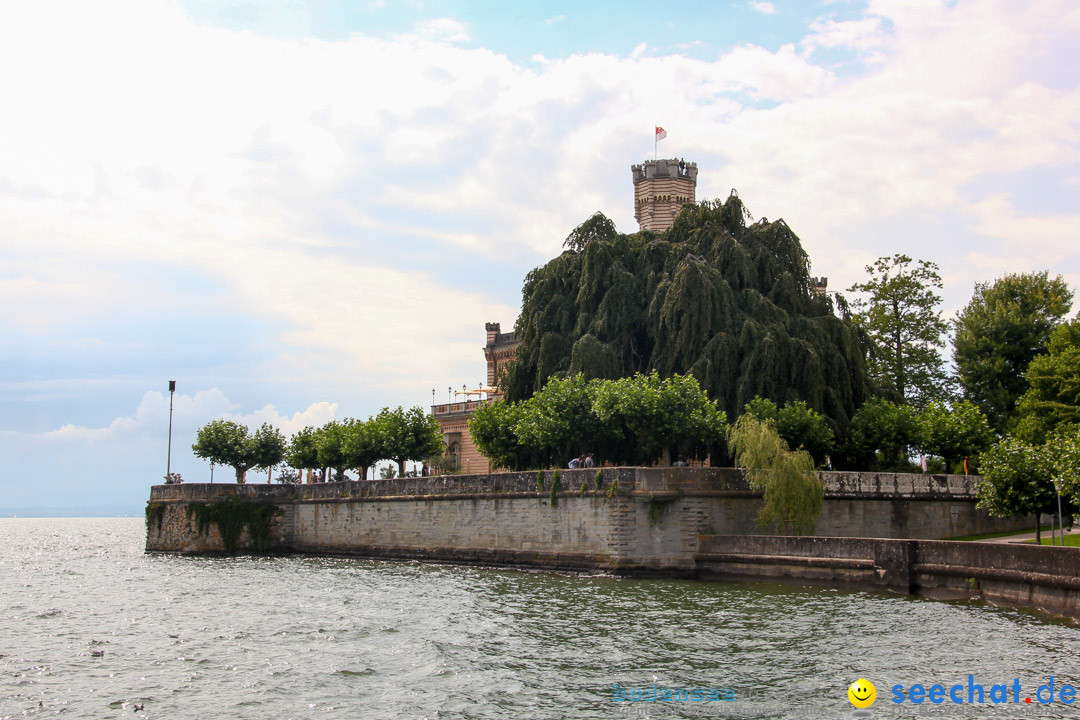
[655,126,667,141]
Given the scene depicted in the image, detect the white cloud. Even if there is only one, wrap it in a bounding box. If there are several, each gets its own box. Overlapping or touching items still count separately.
[0,389,341,503]
[413,17,471,43]
[36,389,337,445]
[545,14,567,25]
[968,194,1080,269]
[1,0,1079,509]
[802,17,886,54]
[751,1,777,14]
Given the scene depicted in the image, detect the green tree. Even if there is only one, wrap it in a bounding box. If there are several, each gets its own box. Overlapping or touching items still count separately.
[315,420,349,480]
[286,426,321,478]
[468,400,528,471]
[743,397,834,465]
[592,372,728,466]
[953,272,1073,432]
[1013,320,1080,444]
[1048,425,1080,508]
[917,400,994,472]
[192,419,284,483]
[977,436,1058,542]
[251,423,287,480]
[848,254,950,407]
[729,415,823,535]
[373,406,444,478]
[514,374,601,467]
[342,418,383,481]
[503,195,871,432]
[846,398,921,470]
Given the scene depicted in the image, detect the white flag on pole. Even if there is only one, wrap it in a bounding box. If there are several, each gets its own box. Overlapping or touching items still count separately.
[655,126,667,141]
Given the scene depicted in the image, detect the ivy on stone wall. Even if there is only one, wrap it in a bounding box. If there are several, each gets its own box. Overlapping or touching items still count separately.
[185,501,282,553]
[144,502,166,534]
[549,469,561,508]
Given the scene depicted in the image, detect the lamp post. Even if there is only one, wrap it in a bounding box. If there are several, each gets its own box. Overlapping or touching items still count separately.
[448,386,452,404]
[1055,479,1065,546]
[432,388,435,410]
[166,380,176,480]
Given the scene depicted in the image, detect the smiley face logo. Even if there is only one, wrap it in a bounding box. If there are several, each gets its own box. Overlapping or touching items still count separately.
[848,678,876,708]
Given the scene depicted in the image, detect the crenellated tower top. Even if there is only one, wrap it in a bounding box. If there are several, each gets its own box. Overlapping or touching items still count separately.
[631,158,698,233]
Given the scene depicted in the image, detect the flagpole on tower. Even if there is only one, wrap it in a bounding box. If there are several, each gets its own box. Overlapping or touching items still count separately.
[654,126,667,161]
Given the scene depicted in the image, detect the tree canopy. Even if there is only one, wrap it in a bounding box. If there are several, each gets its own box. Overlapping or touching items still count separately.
[374,406,444,477]
[977,436,1061,540]
[916,400,994,472]
[953,271,1073,433]
[742,397,834,464]
[192,420,286,483]
[845,397,920,471]
[469,372,727,469]
[502,195,871,433]
[592,372,728,466]
[286,425,320,471]
[1013,319,1080,445]
[847,254,950,407]
[315,420,350,479]
[203,406,446,483]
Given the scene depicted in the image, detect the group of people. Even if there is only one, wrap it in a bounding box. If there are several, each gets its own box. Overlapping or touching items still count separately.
[567,453,596,469]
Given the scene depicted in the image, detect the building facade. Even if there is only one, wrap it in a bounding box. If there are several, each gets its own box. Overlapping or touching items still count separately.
[631,158,698,233]
[431,322,520,474]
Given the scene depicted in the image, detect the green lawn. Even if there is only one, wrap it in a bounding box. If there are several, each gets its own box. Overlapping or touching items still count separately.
[950,529,1037,541]
[1025,533,1080,547]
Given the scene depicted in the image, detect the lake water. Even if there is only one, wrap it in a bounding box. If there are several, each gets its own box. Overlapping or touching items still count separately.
[2,518,1079,719]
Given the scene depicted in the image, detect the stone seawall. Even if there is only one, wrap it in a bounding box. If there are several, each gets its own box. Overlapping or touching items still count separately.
[146,468,1028,574]
[696,534,1080,621]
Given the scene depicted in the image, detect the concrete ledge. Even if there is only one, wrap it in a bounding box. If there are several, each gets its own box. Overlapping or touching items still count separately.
[697,535,1080,621]
[694,552,876,570]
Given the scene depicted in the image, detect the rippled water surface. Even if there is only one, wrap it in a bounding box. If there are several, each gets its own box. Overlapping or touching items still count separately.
[2,518,1079,719]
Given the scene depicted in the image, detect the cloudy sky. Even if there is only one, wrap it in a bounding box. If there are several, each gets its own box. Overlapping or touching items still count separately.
[1,0,1077,513]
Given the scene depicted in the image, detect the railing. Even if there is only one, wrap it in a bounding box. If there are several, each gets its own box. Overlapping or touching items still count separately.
[432,400,487,416]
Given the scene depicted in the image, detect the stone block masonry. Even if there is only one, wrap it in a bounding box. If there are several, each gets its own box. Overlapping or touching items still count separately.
[146,468,1028,576]
[696,534,1080,622]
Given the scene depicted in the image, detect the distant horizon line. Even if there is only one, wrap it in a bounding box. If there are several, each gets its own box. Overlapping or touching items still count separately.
[0,506,142,519]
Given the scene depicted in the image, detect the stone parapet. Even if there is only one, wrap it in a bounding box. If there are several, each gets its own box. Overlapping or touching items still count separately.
[148,468,980,503]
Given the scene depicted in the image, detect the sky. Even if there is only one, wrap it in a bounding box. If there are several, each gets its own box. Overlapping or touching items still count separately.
[1,0,1077,513]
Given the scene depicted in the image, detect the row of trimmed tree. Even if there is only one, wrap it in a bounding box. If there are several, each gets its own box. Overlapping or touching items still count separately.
[469,372,727,470]
[469,374,999,477]
[191,406,443,483]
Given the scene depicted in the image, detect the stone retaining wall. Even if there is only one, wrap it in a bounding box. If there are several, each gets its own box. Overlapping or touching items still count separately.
[146,468,1027,574]
[695,534,1080,621]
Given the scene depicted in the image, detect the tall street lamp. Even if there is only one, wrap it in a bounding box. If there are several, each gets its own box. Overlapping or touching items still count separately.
[166,380,176,480]
[1055,478,1065,546]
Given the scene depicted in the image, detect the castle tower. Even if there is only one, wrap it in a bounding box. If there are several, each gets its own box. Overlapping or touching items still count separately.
[631,158,698,233]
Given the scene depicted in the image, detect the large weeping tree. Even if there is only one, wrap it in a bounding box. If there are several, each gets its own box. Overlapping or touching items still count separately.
[503,193,872,434]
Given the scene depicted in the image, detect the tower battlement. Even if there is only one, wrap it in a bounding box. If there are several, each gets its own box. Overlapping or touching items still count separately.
[631,158,698,233]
